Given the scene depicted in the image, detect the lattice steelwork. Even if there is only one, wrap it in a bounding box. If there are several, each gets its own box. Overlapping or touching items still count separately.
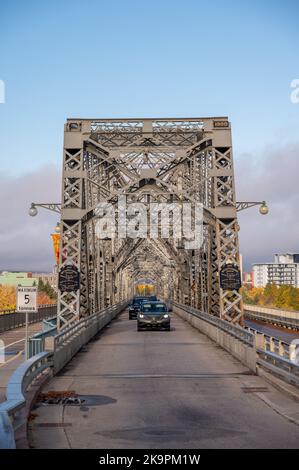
[57,117,243,330]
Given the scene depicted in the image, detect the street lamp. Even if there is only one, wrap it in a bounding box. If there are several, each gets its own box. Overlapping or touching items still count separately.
[236,201,269,214]
[259,201,269,215]
[55,222,61,233]
[28,202,61,215]
[28,203,38,217]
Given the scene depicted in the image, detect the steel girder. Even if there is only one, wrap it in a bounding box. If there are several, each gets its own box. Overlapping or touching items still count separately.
[57,117,243,330]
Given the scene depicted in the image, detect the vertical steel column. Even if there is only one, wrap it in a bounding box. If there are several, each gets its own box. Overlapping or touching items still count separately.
[208,120,243,324]
[57,121,88,330]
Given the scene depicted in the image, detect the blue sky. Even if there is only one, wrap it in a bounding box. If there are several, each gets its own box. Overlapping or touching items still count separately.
[0,0,298,271]
[0,0,298,174]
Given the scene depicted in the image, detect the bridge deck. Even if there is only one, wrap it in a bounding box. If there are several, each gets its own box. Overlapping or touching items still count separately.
[28,309,299,449]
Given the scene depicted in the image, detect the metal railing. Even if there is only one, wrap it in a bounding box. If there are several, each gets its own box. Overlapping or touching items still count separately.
[257,349,299,387]
[245,325,291,359]
[0,305,57,333]
[27,315,58,358]
[28,326,57,358]
[0,352,52,449]
[171,301,254,346]
[244,304,299,330]
[42,315,57,331]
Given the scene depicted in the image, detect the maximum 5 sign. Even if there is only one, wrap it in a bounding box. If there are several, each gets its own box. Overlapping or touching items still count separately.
[17,286,38,312]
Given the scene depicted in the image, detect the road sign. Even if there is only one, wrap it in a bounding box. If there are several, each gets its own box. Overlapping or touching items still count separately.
[17,286,38,312]
[58,265,80,292]
[220,264,242,291]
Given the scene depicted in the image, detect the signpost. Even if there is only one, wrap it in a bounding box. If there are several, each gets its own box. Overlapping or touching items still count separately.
[17,286,37,360]
[58,265,80,292]
[220,264,242,291]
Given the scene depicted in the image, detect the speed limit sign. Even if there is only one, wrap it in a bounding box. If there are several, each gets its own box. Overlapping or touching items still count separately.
[17,286,37,312]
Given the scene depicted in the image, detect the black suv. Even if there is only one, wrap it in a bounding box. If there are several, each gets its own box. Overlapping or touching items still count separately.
[129,296,158,320]
[137,301,170,331]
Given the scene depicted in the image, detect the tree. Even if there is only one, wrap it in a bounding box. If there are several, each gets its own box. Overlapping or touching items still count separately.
[0,285,16,310]
[37,279,57,301]
[263,283,278,306]
[38,292,56,306]
[241,283,299,311]
[289,288,299,310]
[275,285,292,309]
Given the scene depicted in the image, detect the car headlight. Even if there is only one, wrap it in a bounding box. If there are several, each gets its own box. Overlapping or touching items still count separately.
[163,314,169,318]
[139,314,144,318]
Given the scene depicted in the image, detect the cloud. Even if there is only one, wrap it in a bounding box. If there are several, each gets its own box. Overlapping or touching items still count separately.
[235,140,299,271]
[0,164,61,271]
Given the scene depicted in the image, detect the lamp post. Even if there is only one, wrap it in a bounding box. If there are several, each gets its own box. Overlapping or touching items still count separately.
[28,203,62,270]
[236,201,269,214]
[28,202,61,216]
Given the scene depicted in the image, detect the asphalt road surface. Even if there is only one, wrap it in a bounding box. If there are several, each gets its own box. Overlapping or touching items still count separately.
[28,310,299,449]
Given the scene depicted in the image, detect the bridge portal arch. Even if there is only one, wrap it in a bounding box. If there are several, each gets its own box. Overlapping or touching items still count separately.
[57,117,243,330]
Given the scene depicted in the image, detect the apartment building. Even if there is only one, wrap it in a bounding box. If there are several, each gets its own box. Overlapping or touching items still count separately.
[252,253,299,288]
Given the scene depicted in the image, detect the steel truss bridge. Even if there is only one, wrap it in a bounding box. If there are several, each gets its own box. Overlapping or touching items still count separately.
[58,117,243,330]
[3,117,299,450]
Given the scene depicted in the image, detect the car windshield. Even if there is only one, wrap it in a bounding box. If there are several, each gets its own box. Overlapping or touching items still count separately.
[141,303,167,313]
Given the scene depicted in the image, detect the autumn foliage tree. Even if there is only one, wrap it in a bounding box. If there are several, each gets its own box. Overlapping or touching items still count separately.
[37,278,56,305]
[263,283,278,306]
[241,283,299,311]
[0,285,17,310]
[38,291,56,306]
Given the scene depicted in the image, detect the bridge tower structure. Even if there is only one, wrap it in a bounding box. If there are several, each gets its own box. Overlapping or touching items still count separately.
[57,117,243,330]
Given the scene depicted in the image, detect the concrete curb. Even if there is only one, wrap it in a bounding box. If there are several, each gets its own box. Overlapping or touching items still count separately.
[256,391,299,428]
[257,366,299,402]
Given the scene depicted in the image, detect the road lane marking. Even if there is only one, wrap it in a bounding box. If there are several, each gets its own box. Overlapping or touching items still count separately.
[0,338,25,349]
